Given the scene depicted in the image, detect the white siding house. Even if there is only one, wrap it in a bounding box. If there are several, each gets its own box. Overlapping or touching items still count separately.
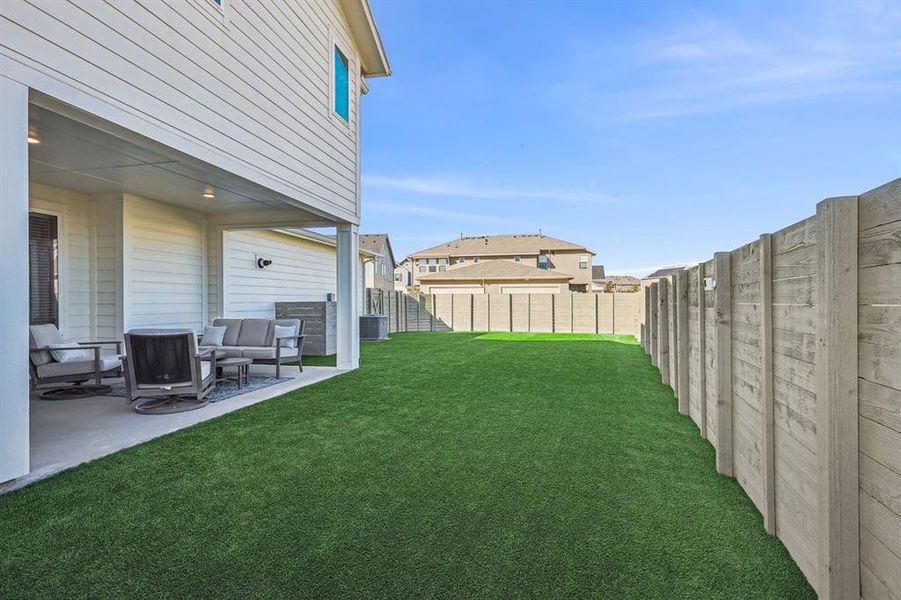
[0,0,390,483]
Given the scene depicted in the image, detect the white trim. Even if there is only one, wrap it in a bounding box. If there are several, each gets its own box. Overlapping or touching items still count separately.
[328,28,355,130]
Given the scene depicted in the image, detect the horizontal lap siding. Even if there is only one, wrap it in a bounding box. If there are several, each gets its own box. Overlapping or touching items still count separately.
[29,183,93,341]
[771,216,818,585]
[857,179,901,598]
[226,230,337,319]
[0,0,360,219]
[125,196,203,331]
[732,241,764,512]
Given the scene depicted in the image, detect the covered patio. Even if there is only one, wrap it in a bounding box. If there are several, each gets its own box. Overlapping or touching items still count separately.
[1,90,362,485]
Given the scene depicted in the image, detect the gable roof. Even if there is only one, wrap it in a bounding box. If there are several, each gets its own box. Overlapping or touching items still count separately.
[410,233,594,258]
[359,233,396,266]
[339,0,391,77]
[645,266,687,279]
[418,261,573,282]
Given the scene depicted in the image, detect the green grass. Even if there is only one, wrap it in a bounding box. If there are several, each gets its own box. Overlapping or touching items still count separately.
[0,333,814,598]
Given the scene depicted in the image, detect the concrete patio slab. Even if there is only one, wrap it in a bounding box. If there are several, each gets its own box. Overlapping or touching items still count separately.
[4,365,347,493]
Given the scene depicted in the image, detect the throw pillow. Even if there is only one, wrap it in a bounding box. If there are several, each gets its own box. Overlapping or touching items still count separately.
[273,324,297,349]
[48,342,94,363]
[202,325,227,347]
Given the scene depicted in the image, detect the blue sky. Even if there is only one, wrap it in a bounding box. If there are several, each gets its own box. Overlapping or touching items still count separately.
[359,0,901,275]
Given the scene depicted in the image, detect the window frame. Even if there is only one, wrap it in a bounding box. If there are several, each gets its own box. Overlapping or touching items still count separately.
[329,31,354,128]
[28,209,67,330]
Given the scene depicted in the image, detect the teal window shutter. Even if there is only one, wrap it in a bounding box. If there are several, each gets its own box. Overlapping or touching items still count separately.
[334,47,349,121]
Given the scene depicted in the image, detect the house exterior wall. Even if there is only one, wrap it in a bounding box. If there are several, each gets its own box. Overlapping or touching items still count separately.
[28,183,93,341]
[368,251,394,291]
[225,229,365,319]
[1,0,364,223]
[122,195,205,332]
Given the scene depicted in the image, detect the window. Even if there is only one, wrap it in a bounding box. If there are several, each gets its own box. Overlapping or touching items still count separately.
[29,212,59,326]
[579,254,589,269]
[395,273,403,282]
[513,256,521,263]
[437,258,448,266]
[538,255,549,269]
[439,266,446,272]
[419,266,426,273]
[458,257,465,264]
[333,46,349,122]
[429,266,437,273]
[473,257,480,263]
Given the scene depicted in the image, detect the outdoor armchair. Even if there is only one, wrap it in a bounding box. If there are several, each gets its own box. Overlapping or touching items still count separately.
[29,324,123,394]
[122,329,216,414]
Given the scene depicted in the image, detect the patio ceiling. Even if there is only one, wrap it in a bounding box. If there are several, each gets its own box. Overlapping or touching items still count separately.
[27,103,333,223]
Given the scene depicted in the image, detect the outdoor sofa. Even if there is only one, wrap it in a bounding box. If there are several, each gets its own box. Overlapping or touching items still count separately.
[200,318,305,377]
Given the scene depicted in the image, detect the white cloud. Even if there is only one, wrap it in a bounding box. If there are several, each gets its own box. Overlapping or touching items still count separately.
[550,5,901,123]
[365,201,528,228]
[363,174,615,205]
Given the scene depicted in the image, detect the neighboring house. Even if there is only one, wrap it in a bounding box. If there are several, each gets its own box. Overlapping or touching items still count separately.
[394,259,414,292]
[593,275,641,293]
[359,234,395,292]
[643,266,688,280]
[592,265,606,281]
[406,233,596,293]
[0,1,390,482]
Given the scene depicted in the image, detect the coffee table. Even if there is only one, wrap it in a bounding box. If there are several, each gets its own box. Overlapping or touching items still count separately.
[216,357,253,389]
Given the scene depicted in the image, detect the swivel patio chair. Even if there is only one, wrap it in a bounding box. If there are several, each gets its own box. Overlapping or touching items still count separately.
[122,329,216,415]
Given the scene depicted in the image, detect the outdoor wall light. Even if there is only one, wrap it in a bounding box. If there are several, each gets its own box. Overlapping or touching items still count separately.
[27,127,40,144]
[255,255,273,269]
[202,186,215,199]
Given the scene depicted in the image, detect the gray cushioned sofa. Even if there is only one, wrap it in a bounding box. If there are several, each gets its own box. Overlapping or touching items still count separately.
[202,318,305,377]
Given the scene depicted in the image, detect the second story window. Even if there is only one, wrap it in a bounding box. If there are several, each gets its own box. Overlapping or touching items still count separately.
[473,257,480,263]
[579,254,589,269]
[513,256,521,263]
[333,46,349,122]
[538,255,549,269]
[458,257,465,264]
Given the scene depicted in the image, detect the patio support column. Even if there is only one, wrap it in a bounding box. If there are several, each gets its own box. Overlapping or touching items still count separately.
[0,75,30,482]
[336,223,360,370]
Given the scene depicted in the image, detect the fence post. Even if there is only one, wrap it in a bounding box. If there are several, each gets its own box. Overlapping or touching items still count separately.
[596,292,601,336]
[714,251,733,476]
[815,196,859,600]
[649,283,658,366]
[697,262,708,440]
[676,270,690,415]
[759,234,776,535]
[612,292,616,335]
[657,278,670,385]
[551,294,556,333]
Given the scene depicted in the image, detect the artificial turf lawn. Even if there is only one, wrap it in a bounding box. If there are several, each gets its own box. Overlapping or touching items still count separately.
[0,333,815,598]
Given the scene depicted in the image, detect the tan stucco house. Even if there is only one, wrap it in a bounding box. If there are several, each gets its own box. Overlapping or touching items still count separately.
[406,233,596,294]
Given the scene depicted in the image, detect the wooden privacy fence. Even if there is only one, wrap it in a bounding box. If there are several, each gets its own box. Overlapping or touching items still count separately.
[640,178,901,599]
[367,289,643,336]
